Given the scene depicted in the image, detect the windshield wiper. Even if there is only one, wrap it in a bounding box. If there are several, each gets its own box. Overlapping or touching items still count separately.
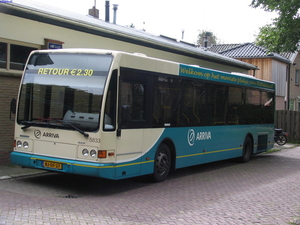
[58,120,89,138]
[21,121,59,130]
[21,121,39,130]
[21,120,89,138]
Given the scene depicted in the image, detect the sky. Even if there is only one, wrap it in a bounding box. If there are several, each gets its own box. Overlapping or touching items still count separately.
[30,0,277,44]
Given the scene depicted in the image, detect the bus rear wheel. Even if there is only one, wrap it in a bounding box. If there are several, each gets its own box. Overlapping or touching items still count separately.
[240,136,253,163]
[152,144,171,182]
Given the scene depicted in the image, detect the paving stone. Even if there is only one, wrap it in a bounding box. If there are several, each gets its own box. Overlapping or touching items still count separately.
[1,145,300,224]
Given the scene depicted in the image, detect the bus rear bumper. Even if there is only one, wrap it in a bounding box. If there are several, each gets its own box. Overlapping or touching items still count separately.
[10,152,116,179]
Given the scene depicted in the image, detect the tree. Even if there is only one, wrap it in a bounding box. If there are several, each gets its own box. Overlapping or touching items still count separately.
[197,30,219,47]
[251,0,300,53]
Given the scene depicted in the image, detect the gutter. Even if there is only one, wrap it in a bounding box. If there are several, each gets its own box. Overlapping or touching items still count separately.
[267,53,291,64]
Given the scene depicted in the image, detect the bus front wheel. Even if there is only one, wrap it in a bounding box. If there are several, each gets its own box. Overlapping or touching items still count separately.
[152,144,171,182]
[240,136,253,163]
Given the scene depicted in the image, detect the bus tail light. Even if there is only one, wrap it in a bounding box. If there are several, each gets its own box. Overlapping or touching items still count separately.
[98,150,107,158]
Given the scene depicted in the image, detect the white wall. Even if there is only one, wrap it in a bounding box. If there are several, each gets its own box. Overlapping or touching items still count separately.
[272,60,287,97]
[0,13,249,74]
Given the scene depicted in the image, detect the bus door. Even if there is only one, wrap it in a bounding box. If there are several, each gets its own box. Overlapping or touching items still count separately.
[116,68,152,178]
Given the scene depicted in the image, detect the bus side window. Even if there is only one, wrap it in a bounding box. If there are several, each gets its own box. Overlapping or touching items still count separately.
[245,89,261,124]
[119,81,145,128]
[103,70,117,131]
[153,76,181,127]
[261,91,274,123]
[227,87,242,125]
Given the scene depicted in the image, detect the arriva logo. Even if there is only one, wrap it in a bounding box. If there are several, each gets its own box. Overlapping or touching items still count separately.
[187,129,195,146]
[187,129,212,146]
[34,129,41,139]
[34,129,59,139]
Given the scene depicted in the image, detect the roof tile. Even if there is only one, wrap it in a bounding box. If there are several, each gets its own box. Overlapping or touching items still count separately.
[208,43,294,63]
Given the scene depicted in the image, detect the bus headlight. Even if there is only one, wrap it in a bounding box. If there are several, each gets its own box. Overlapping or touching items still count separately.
[23,141,29,149]
[90,149,97,158]
[82,148,89,157]
[17,140,22,148]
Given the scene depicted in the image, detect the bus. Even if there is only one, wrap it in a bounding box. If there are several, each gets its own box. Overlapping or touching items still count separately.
[10,49,275,182]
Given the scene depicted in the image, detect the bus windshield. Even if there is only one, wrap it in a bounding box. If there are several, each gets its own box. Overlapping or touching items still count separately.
[17,52,113,132]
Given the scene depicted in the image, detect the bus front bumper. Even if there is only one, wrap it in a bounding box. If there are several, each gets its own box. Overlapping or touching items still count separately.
[10,152,116,179]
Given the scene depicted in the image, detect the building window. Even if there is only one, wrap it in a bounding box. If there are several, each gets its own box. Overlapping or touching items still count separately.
[295,69,299,86]
[0,41,37,71]
[10,44,36,70]
[0,42,7,69]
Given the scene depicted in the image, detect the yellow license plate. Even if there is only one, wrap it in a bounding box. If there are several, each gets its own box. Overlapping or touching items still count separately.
[43,161,63,170]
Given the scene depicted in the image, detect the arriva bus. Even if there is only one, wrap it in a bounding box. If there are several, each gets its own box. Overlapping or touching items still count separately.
[10,49,275,182]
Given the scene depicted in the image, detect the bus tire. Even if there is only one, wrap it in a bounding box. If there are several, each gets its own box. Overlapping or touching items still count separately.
[152,144,171,182]
[240,136,253,163]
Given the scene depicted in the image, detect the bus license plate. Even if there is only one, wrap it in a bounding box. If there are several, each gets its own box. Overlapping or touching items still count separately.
[43,161,63,170]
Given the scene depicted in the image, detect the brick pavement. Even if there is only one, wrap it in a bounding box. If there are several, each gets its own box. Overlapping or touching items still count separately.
[0,144,300,224]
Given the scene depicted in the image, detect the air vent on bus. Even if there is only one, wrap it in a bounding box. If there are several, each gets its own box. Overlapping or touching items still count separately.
[257,134,268,151]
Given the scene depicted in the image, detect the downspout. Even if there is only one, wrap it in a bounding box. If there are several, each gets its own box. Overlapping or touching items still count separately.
[287,64,291,110]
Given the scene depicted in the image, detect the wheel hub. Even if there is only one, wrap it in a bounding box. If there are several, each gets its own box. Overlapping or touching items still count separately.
[156,152,169,176]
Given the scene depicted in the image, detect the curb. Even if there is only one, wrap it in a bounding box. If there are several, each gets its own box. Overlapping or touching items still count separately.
[0,166,49,180]
[0,171,49,180]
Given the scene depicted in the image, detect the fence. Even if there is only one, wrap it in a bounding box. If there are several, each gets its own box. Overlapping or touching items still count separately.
[276,110,300,143]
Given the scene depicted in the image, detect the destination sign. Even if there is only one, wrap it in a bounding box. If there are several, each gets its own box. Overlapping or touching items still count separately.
[179,64,275,90]
[37,68,94,76]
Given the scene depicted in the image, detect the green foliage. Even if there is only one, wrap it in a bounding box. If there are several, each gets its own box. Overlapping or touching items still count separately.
[251,0,300,53]
[196,30,219,46]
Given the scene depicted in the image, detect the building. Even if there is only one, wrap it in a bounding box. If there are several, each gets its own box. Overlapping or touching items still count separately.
[0,0,257,164]
[208,43,300,111]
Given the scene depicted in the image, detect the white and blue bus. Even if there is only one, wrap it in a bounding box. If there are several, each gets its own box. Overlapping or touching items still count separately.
[11,49,275,182]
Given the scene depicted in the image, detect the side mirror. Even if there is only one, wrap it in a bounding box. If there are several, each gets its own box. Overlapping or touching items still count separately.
[10,98,16,114]
[10,98,16,121]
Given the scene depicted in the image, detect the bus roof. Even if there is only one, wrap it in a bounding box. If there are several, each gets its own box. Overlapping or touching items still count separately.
[29,49,275,91]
